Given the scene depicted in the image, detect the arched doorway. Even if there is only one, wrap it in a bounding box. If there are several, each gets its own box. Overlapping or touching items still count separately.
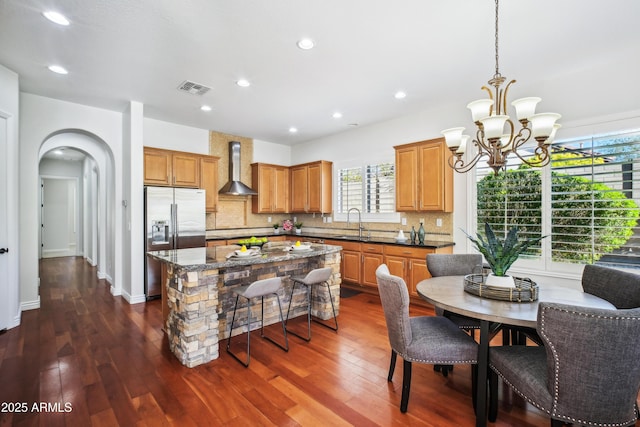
[38,130,116,289]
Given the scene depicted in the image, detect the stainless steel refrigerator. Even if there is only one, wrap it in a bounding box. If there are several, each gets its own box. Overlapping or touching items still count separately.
[144,186,206,299]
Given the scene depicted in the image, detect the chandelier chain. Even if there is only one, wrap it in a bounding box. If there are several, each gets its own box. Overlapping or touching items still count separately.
[494,0,500,79]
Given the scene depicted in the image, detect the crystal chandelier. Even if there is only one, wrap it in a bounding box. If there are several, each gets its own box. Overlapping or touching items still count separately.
[441,0,561,174]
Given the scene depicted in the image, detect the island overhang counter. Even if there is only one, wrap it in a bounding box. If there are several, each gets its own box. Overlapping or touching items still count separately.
[148,242,342,367]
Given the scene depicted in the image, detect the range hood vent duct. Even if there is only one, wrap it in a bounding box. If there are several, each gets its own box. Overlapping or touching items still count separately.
[218,141,258,196]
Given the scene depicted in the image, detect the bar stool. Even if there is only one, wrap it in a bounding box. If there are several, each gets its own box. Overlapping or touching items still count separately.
[226,277,289,367]
[285,267,338,341]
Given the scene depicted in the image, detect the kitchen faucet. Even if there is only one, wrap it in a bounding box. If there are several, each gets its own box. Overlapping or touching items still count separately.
[347,207,365,239]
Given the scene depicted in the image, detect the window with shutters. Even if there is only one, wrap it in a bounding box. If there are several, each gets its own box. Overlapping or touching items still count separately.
[335,161,399,222]
[474,129,640,271]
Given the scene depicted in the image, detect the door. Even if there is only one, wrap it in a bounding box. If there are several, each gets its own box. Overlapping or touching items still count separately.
[0,116,9,330]
[145,186,174,299]
[41,178,78,258]
[174,188,205,249]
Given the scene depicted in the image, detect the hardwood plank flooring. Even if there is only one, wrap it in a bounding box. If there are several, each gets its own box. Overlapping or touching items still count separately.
[0,257,634,426]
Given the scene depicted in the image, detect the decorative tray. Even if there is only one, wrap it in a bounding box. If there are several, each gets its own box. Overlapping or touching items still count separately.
[463,274,538,303]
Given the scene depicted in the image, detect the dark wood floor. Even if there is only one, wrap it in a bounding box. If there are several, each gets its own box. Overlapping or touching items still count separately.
[0,256,614,426]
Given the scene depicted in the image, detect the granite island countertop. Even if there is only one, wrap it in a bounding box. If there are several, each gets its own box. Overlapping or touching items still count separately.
[206,231,455,249]
[148,242,343,272]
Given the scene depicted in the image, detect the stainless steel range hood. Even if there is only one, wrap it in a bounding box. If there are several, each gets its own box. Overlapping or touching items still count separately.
[218,141,258,196]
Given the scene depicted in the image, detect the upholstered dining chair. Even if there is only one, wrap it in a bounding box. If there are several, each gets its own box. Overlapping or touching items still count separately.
[581,264,640,309]
[489,302,640,427]
[426,254,484,375]
[375,264,479,413]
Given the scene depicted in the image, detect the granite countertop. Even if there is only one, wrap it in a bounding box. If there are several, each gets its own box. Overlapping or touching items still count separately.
[148,243,342,271]
[208,231,454,249]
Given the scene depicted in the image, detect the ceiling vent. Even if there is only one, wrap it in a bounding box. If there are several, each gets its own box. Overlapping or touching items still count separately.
[177,80,211,96]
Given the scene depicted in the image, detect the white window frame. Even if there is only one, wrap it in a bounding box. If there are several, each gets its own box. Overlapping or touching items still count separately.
[333,158,400,224]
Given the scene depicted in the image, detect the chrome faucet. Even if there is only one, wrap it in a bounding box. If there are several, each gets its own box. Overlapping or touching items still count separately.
[347,207,365,239]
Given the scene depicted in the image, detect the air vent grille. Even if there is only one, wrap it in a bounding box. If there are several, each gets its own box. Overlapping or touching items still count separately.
[177,80,211,96]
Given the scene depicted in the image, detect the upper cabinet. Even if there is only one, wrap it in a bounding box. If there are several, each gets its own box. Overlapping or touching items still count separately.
[251,163,290,214]
[144,147,219,212]
[290,160,332,214]
[200,156,219,212]
[394,138,453,212]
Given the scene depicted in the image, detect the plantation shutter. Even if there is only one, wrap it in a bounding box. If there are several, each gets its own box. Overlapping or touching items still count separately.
[550,131,640,266]
[475,150,544,260]
[337,162,395,214]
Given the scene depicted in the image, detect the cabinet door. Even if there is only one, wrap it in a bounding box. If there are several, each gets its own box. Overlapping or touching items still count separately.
[307,162,322,213]
[419,142,452,211]
[144,148,172,186]
[342,250,361,284]
[200,157,218,212]
[253,164,275,213]
[272,166,290,213]
[290,165,308,212]
[362,252,384,287]
[408,258,431,297]
[385,255,407,283]
[172,153,200,187]
[395,147,418,211]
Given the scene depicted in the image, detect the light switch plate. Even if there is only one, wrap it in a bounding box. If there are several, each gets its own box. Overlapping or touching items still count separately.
[401,218,407,225]
[436,218,443,227]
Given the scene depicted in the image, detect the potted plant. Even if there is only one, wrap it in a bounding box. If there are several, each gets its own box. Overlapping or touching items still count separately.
[273,223,280,234]
[294,222,303,234]
[464,222,546,288]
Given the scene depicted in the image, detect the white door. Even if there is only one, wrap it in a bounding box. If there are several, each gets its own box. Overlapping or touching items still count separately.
[41,178,78,258]
[0,116,9,330]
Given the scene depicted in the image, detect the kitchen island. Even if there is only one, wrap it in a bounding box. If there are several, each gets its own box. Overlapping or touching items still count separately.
[148,241,342,367]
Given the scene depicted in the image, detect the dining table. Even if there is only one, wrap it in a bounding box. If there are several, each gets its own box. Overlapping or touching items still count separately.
[416,275,616,427]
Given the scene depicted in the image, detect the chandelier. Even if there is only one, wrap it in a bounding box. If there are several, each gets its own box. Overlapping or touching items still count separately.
[441,0,561,174]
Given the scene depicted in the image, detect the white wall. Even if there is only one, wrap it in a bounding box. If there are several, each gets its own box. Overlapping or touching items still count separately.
[0,64,20,329]
[253,139,292,165]
[143,118,210,154]
[20,94,123,310]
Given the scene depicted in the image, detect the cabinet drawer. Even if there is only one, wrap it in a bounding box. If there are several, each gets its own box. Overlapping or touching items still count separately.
[384,245,435,259]
[329,240,361,252]
[361,243,384,254]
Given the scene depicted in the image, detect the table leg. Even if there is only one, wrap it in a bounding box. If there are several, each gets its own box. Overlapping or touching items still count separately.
[475,320,490,427]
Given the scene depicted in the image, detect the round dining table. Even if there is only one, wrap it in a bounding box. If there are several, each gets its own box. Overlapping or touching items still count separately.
[416,275,616,427]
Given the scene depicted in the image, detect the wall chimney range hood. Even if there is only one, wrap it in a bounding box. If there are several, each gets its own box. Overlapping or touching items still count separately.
[218,141,258,196]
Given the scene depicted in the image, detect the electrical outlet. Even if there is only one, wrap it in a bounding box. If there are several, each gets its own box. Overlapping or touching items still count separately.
[419,218,425,224]
[327,217,332,223]
[401,218,407,226]
[267,216,272,223]
[436,218,443,227]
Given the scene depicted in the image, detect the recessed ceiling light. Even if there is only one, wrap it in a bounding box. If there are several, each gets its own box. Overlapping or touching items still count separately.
[332,112,343,119]
[289,127,298,133]
[236,79,251,87]
[43,11,70,26]
[200,105,212,112]
[53,149,64,155]
[297,38,315,50]
[394,91,407,99]
[48,65,68,75]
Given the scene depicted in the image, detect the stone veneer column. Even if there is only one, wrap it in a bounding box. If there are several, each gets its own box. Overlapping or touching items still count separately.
[165,250,341,368]
[165,265,220,368]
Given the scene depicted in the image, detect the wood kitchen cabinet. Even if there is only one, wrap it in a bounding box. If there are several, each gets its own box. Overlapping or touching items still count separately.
[200,156,219,212]
[143,147,207,188]
[361,243,385,287]
[394,138,453,212]
[290,160,332,214]
[384,244,452,297]
[251,163,290,213]
[325,240,384,289]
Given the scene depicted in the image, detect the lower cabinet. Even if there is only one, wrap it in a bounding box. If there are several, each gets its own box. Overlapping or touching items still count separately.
[325,239,452,298]
[384,245,452,297]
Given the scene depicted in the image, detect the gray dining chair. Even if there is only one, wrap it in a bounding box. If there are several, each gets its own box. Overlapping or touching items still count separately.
[581,264,640,309]
[426,254,484,375]
[375,264,479,413]
[489,302,640,427]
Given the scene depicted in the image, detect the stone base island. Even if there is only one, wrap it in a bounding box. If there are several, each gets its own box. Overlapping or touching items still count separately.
[148,241,342,367]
